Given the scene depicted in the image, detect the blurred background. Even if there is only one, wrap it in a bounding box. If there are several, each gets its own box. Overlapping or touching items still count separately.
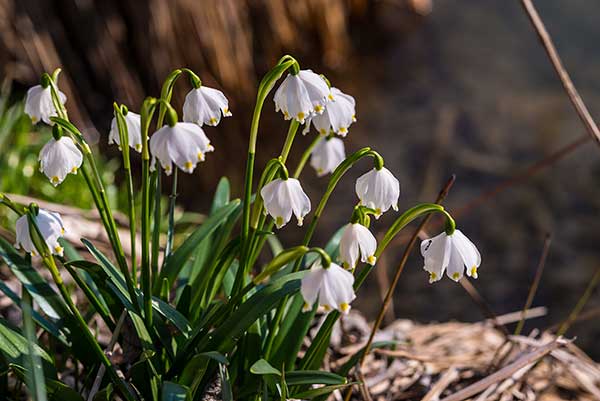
[0,0,599,357]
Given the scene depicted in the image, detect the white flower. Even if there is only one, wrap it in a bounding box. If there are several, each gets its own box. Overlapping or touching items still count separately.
[15,209,66,257]
[109,111,142,152]
[260,178,311,228]
[149,122,214,175]
[339,223,377,269]
[355,167,400,218]
[183,86,232,126]
[38,136,83,186]
[310,136,345,177]
[24,85,66,125]
[421,229,481,283]
[304,87,356,136]
[274,69,331,123]
[301,261,355,314]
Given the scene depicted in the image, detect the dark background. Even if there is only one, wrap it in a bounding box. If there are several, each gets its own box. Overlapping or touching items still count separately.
[2,0,599,357]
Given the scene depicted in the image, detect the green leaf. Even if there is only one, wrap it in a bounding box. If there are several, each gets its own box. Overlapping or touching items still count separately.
[161,381,190,401]
[250,359,281,376]
[156,200,241,293]
[46,378,85,401]
[0,319,56,378]
[178,351,227,392]
[0,281,67,345]
[285,371,346,386]
[219,363,233,401]
[203,272,304,353]
[0,237,69,319]
[151,297,192,338]
[22,291,48,401]
[290,383,356,399]
[211,177,231,214]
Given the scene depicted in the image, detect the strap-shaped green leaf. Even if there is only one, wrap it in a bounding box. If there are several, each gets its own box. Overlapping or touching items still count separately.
[155,200,241,293]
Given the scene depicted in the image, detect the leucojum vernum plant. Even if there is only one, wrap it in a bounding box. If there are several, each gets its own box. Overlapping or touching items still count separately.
[0,56,481,401]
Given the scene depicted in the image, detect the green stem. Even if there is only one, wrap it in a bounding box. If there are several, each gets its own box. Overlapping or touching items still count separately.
[141,97,158,327]
[113,103,137,281]
[165,169,178,258]
[293,135,321,178]
[151,170,162,279]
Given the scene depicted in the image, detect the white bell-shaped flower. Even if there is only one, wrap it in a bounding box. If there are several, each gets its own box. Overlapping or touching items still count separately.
[274,69,331,123]
[24,85,66,125]
[109,111,142,152]
[339,223,377,269]
[15,209,66,257]
[421,229,481,283]
[301,261,355,314]
[305,87,356,136]
[310,136,345,177]
[355,167,400,218]
[149,122,214,175]
[260,177,311,228]
[183,86,232,126]
[39,136,83,186]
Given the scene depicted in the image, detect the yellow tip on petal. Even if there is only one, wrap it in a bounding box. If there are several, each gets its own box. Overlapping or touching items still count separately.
[314,105,323,113]
[302,302,311,312]
[429,272,437,283]
[328,94,334,101]
[31,116,39,123]
[322,304,331,312]
[60,228,65,235]
[184,161,193,171]
[135,144,142,151]
[339,127,347,134]
[283,111,290,119]
[471,266,478,278]
[297,112,305,121]
[452,272,460,280]
[70,167,78,174]
[223,107,229,114]
[51,176,60,185]
[319,128,327,135]
[367,255,376,265]
[342,261,350,270]
[340,303,350,313]
[275,216,284,228]
[209,117,217,125]
[197,151,204,161]
[54,246,63,254]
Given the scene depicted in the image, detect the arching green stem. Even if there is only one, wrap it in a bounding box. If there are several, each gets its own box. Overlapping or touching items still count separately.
[113,103,137,279]
[293,134,322,178]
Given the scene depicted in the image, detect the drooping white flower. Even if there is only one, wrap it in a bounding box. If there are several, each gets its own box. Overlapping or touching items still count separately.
[274,69,331,123]
[304,87,356,136]
[421,229,481,283]
[24,85,66,125]
[355,167,400,218]
[310,136,345,177]
[260,178,311,228]
[15,209,66,257]
[109,111,142,152]
[38,136,83,186]
[149,122,214,175]
[183,86,232,126]
[301,261,355,314]
[339,223,377,269]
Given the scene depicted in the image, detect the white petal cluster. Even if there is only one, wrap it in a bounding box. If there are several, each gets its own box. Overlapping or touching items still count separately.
[149,122,214,175]
[355,167,400,217]
[301,261,356,314]
[109,111,142,152]
[339,223,377,269]
[306,87,356,137]
[24,85,66,125]
[421,229,481,283]
[183,86,232,126]
[310,136,345,177]
[15,209,66,256]
[260,178,311,228]
[38,136,83,186]
[274,70,331,123]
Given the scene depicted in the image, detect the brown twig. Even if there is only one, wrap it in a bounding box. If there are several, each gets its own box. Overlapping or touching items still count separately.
[515,233,552,336]
[438,338,568,401]
[459,278,509,336]
[343,175,456,401]
[557,266,600,336]
[520,0,600,144]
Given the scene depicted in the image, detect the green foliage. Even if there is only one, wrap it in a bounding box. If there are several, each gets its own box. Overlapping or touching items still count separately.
[0,59,460,401]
